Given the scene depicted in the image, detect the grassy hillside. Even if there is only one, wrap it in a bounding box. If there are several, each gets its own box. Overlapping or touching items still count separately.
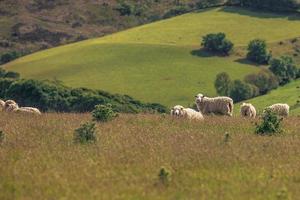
[1,113,300,199]
[236,79,300,115]
[4,7,300,107]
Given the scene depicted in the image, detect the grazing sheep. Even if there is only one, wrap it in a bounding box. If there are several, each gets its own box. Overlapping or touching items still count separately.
[240,103,256,118]
[0,99,5,111]
[4,100,19,112]
[171,105,204,121]
[265,103,290,117]
[195,94,234,116]
[15,107,42,115]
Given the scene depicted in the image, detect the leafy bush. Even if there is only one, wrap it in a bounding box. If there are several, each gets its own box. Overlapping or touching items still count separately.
[115,2,133,16]
[215,72,232,96]
[74,122,97,144]
[247,39,271,64]
[0,68,20,79]
[0,78,167,113]
[92,104,118,122]
[0,51,21,65]
[202,33,234,55]
[255,108,283,136]
[230,80,258,102]
[269,56,298,85]
[244,70,279,95]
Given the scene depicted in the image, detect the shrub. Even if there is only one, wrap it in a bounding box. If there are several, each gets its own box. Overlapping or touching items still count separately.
[247,39,271,64]
[73,122,97,144]
[244,70,279,95]
[255,108,283,136]
[115,2,133,16]
[202,33,234,55]
[0,78,167,113]
[238,0,299,12]
[269,56,298,85]
[229,80,258,102]
[92,104,118,122]
[0,51,20,64]
[215,72,232,96]
[0,68,20,79]
[158,167,171,186]
[163,5,189,18]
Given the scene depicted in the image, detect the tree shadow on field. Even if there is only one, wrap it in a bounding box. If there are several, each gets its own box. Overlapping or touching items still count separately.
[190,48,227,58]
[219,6,300,21]
[234,58,261,67]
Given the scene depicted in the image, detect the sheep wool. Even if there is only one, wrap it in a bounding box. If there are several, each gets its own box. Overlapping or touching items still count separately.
[171,105,204,121]
[265,103,290,117]
[240,103,256,118]
[195,94,234,116]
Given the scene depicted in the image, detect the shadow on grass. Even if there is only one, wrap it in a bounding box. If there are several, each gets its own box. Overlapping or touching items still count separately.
[234,58,261,66]
[190,48,228,58]
[219,6,300,21]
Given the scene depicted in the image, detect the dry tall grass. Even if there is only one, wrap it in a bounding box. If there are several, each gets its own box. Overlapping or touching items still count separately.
[0,113,300,199]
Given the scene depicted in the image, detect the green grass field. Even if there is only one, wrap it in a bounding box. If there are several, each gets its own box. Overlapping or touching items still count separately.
[1,113,300,199]
[4,7,300,107]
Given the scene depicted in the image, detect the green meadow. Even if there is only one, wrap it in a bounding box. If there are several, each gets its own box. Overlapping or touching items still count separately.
[4,7,300,107]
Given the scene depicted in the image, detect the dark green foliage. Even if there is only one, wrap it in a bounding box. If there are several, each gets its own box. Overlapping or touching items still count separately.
[244,70,279,95]
[0,51,20,64]
[74,122,97,144]
[158,167,171,186]
[238,0,299,12]
[255,108,283,136]
[215,72,232,96]
[0,68,20,79]
[92,104,118,122]
[0,78,167,113]
[247,39,271,64]
[115,1,133,16]
[230,80,258,102]
[202,33,234,55]
[269,56,298,85]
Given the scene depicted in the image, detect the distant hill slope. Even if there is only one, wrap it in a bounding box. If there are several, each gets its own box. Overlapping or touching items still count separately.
[0,0,216,55]
[4,7,300,107]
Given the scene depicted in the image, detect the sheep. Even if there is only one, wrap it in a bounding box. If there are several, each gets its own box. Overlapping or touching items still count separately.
[15,107,42,115]
[195,93,234,116]
[264,103,290,117]
[4,100,19,112]
[0,99,5,111]
[171,105,204,121]
[240,103,256,118]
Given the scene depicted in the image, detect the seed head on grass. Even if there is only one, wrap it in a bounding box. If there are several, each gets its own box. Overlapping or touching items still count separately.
[73,122,97,144]
[0,130,4,143]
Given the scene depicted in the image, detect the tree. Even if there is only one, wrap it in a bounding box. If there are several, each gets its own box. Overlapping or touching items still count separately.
[0,51,20,64]
[247,39,271,64]
[244,70,279,95]
[202,33,234,55]
[229,80,257,102]
[214,72,232,96]
[269,56,298,85]
[238,0,299,12]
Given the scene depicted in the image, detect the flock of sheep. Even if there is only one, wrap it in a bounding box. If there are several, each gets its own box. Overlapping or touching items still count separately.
[171,93,290,120]
[0,99,41,115]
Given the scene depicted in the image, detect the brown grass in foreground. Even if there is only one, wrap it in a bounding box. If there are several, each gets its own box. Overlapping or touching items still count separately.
[0,113,300,200]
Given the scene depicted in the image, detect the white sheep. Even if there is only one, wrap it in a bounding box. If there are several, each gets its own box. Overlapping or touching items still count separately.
[0,99,5,111]
[15,107,42,115]
[195,94,234,116]
[171,105,204,121]
[240,103,256,118]
[4,100,19,112]
[264,103,290,117]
